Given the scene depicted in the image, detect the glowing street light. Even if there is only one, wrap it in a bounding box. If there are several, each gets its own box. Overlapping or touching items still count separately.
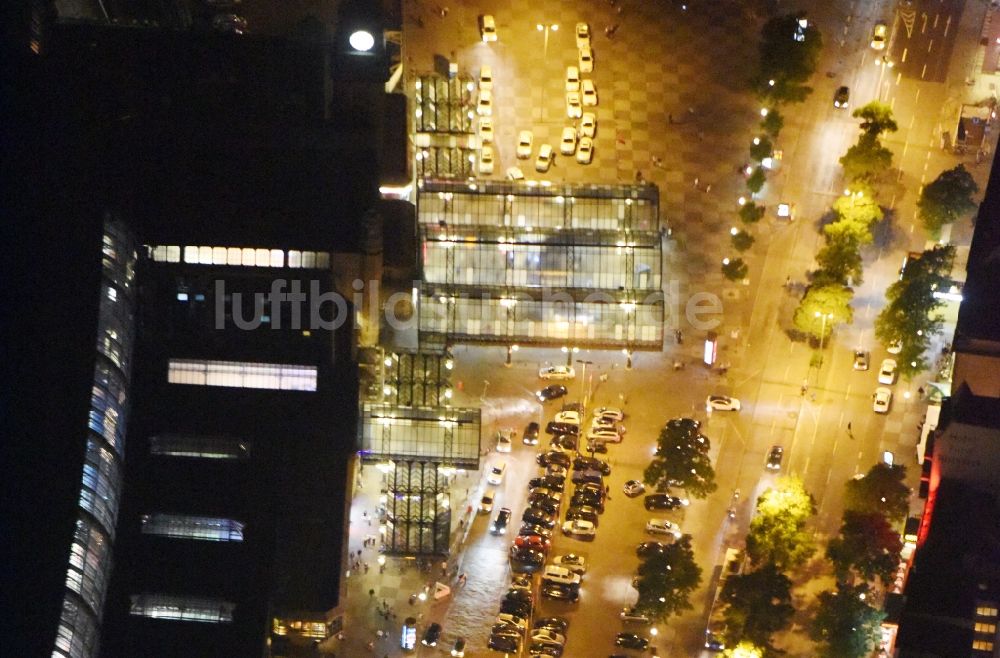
[349,30,375,52]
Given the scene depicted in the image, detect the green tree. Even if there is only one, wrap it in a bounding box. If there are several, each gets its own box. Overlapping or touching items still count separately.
[721,564,795,649]
[811,583,886,658]
[644,423,717,498]
[852,101,898,138]
[739,202,766,225]
[760,109,784,138]
[832,185,883,228]
[839,133,893,182]
[756,14,823,102]
[750,136,773,162]
[843,463,910,522]
[746,477,817,569]
[874,245,955,377]
[826,511,902,583]
[722,258,750,282]
[746,167,767,193]
[917,164,979,237]
[723,642,766,658]
[635,534,703,621]
[814,228,865,287]
[732,230,756,252]
[792,284,854,340]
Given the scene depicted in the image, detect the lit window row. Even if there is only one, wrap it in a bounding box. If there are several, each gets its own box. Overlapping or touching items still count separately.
[149,245,331,269]
[149,434,251,460]
[168,359,318,391]
[52,595,99,658]
[140,513,245,542]
[78,439,121,537]
[64,519,111,611]
[129,594,235,623]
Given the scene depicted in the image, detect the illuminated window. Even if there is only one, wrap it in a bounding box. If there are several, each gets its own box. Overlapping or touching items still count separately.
[972,639,994,651]
[974,622,997,634]
[129,594,235,623]
[140,513,245,542]
[167,359,317,391]
[149,434,251,459]
[977,606,999,617]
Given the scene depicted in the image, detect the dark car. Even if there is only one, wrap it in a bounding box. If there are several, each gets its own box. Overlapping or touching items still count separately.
[573,456,611,475]
[833,85,850,108]
[644,493,689,510]
[505,588,534,604]
[636,541,668,558]
[528,488,561,504]
[766,445,784,471]
[523,421,541,445]
[510,546,545,571]
[522,507,557,528]
[500,598,533,617]
[537,384,568,402]
[451,636,466,657]
[571,469,604,486]
[519,522,554,538]
[565,505,600,526]
[529,476,566,492]
[545,421,580,436]
[550,434,578,451]
[537,450,572,467]
[534,616,570,633]
[615,632,650,650]
[541,582,580,602]
[585,439,609,454]
[529,497,560,515]
[487,634,519,653]
[529,642,564,657]
[570,492,605,513]
[491,622,522,638]
[421,622,442,646]
[491,507,512,535]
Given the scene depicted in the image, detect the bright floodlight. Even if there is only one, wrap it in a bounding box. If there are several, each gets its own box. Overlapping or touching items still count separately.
[349,30,375,52]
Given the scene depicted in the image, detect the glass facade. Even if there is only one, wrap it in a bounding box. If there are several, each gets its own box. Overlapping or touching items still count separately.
[416,180,664,348]
[167,359,318,391]
[139,514,245,542]
[128,594,235,623]
[54,217,137,658]
[148,434,251,460]
[149,245,331,269]
[382,461,451,555]
[360,404,481,468]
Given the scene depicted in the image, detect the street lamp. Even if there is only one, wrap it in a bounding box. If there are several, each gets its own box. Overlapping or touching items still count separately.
[536,23,559,58]
[576,358,595,412]
[505,344,519,367]
[815,311,833,369]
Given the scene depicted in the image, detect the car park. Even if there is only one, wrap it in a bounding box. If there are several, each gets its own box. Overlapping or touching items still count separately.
[536,384,567,402]
[480,14,497,42]
[579,46,593,73]
[479,64,493,90]
[565,505,599,526]
[421,622,442,646]
[834,85,850,108]
[623,480,646,497]
[766,445,784,470]
[566,91,582,119]
[646,518,682,538]
[487,461,507,485]
[581,79,597,106]
[517,130,534,159]
[491,507,512,534]
[478,144,495,175]
[535,144,554,173]
[551,553,587,574]
[523,421,540,445]
[565,66,580,92]
[615,633,650,650]
[477,89,493,115]
[878,358,898,385]
[871,21,887,50]
[541,582,580,602]
[706,395,741,411]
[561,518,596,539]
[873,387,892,413]
[450,636,466,657]
[575,136,593,164]
[575,22,591,48]
[636,541,668,557]
[643,493,688,510]
[854,350,870,371]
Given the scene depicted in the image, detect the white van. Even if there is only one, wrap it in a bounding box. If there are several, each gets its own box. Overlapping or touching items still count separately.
[487,461,507,485]
[479,488,497,513]
[542,565,581,586]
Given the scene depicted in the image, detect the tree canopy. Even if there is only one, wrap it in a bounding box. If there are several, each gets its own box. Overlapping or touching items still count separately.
[793,284,854,340]
[723,641,766,658]
[723,258,750,282]
[839,133,894,182]
[843,463,910,522]
[826,511,903,583]
[757,14,823,102]
[634,534,703,621]
[917,164,979,236]
[853,102,898,138]
[746,477,817,569]
[643,423,718,498]
[721,564,795,649]
[811,583,886,658]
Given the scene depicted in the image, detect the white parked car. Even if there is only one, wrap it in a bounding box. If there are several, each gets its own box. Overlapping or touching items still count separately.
[579,46,593,73]
[590,416,617,431]
[477,89,493,116]
[646,519,682,538]
[576,137,593,164]
[579,112,596,138]
[552,553,587,574]
[496,613,527,630]
[887,339,902,354]
[535,144,554,173]
[566,91,582,119]
[562,518,596,539]
[560,126,578,155]
[516,130,533,159]
[565,66,581,92]
[487,461,507,485]
[873,387,892,414]
[542,565,581,586]
[539,365,575,380]
[878,358,897,385]
[480,14,497,42]
[593,406,624,421]
[478,116,494,143]
[478,145,495,175]
[581,79,597,106]
[496,428,514,452]
[479,64,493,91]
[506,166,525,181]
[706,395,741,411]
[531,629,567,646]
[587,428,621,443]
[554,410,581,425]
[575,22,591,49]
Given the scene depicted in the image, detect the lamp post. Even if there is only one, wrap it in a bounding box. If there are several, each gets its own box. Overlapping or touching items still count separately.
[536,23,558,58]
[815,311,832,371]
[876,56,894,101]
[576,358,595,413]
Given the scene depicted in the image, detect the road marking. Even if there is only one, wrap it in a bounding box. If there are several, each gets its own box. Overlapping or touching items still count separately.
[944,15,951,37]
[845,383,852,399]
[921,12,928,34]
[891,96,897,111]
[927,39,934,53]
[890,193,897,209]
[914,89,921,104]
[921,63,927,79]
[902,47,909,63]
[933,14,939,29]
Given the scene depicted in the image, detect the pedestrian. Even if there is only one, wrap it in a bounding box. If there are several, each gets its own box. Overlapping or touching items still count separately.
[693,177,699,188]
[364,562,370,574]
[440,560,448,577]
[369,588,375,598]
[847,422,852,431]
[705,183,712,192]
[367,640,375,650]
